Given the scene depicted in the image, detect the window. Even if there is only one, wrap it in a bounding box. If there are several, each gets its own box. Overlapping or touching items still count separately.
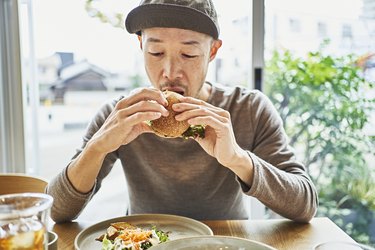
[342,24,353,38]
[361,0,375,19]
[265,0,375,245]
[14,0,250,180]
[289,18,301,33]
[7,0,259,220]
[317,22,327,38]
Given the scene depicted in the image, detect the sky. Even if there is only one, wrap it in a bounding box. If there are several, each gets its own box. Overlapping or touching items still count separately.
[26,0,363,73]
[26,0,252,73]
[266,0,362,19]
[31,0,138,72]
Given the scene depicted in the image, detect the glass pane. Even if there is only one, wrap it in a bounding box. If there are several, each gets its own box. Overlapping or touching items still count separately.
[214,1,252,87]
[28,0,251,180]
[33,0,138,180]
[18,0,252,220]
[265,0,375,246]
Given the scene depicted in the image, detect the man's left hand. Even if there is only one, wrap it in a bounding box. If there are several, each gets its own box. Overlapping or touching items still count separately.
[173,97,246,168]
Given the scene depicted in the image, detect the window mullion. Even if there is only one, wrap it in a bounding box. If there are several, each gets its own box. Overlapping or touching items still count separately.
[250,0,265,91]
[0,0,26,172]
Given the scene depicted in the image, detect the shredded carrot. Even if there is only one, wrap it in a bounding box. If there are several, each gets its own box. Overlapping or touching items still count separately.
[118,229,152,243]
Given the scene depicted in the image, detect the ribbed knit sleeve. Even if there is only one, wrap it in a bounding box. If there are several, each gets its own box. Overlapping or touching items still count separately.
[237,91,318,222]
[47,167,95,223]
[46,98,120,223]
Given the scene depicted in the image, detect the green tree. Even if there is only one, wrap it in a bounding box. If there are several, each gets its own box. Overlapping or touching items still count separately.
[84,0,124,28]
[265,47,375,245]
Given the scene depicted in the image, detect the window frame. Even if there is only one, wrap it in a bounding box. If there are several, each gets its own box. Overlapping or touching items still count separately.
[251,0,265,91]
[0,0,26,172]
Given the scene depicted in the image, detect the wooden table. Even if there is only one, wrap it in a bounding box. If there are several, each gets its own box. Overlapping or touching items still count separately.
[52,217,355,250]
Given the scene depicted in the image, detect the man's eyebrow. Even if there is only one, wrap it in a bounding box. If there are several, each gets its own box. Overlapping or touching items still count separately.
[182,40,200,45]
[146,37,163,43]
[146,38,200,45]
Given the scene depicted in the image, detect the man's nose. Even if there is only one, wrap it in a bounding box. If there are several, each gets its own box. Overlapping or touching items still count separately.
[162,57,183,80]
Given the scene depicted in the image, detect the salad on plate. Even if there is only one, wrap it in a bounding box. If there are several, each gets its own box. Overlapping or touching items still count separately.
[96,222,169,250]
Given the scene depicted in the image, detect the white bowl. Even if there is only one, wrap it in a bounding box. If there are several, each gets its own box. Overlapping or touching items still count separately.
[313,241,375,250]
[151,235,276,250]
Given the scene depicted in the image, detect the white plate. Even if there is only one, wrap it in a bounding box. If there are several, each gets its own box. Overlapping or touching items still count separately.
[151,235,278,250]
[74,214,213,250]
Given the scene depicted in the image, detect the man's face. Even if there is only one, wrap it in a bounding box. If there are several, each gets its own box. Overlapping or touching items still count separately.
[139,27,222,98]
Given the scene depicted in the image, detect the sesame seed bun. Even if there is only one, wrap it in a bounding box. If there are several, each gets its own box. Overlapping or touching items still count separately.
[150,91,190,138]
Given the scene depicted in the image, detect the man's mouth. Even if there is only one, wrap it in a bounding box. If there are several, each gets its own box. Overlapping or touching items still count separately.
[173,90,185,96]
[162,86,186,96]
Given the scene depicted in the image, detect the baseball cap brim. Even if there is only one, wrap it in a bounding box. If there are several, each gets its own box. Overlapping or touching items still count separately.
[125,4,219,39]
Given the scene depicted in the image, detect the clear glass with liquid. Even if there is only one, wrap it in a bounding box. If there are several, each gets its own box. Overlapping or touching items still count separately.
[0,193,53,250]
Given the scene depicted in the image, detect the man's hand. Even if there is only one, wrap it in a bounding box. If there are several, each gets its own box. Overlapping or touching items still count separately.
[89,87,169,155]
[173,96,254,185]
[67,87,169,193]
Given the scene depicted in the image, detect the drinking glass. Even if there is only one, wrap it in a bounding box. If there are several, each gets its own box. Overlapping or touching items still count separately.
[0,193,53,250]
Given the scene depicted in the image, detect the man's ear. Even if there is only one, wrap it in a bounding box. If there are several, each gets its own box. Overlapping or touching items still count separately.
[209,39,222,62]
[137,35,143,50]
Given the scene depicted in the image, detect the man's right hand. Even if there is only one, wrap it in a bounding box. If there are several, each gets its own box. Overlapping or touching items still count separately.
[67,87,168,193]
[88,87,169,155]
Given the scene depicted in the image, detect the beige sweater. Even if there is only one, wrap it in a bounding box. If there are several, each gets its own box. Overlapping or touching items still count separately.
[47,84,318,223]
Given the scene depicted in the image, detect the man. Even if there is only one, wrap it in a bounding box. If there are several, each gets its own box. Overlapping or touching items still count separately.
[47,0,318,223]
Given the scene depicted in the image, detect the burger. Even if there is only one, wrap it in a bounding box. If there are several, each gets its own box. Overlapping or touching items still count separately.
[150,91,205,139]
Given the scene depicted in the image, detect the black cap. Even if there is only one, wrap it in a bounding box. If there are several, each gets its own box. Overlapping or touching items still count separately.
[125,0,220,39]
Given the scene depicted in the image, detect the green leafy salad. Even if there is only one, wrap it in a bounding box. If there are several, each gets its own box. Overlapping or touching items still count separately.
[96,222,169,250]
